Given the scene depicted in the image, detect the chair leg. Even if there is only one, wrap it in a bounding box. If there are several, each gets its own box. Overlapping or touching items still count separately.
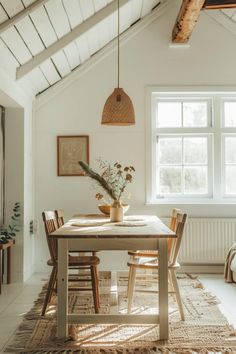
[41,266,57,316]
[91,265,99,313]
[169,269,185,321]
[95,266,100,308]
[168,269,174,292]
[48,268,57,303]
[127,265,136,314]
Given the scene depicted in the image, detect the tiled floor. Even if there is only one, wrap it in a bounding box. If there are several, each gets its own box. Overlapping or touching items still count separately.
[0,273,46,353]
[0,273,236,353]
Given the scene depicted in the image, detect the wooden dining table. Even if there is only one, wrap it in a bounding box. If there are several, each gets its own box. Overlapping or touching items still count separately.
[51,214,176,340]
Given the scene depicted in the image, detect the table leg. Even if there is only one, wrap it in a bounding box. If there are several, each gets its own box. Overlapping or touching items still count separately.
[158,238,168,340]
[7,246,11,284]
[57,239,68,338]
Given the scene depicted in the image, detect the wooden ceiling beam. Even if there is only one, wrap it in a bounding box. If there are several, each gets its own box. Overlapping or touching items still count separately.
[172,0,205,43]
[0,0,50,35]
[203,0,236,9]
[16,0,130,80]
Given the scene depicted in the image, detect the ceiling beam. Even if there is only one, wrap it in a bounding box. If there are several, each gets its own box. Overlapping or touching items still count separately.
[172,0,205,43]
[16,0,129,80]
[203,0,236,9]
[0,0,50,35]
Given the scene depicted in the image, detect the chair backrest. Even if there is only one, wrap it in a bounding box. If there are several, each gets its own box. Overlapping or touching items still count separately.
[42,211,58,264]
[168,208,181,253]
[55,209,65,228]
[169,212,187,265]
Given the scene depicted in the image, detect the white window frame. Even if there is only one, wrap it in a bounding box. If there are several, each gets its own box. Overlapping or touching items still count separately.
[156,134,213,199]
[146,88,236,205]
[154,97,212,128]
[221,133,236,198]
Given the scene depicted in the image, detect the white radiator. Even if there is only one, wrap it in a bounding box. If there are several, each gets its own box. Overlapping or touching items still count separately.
[165,218,236,264]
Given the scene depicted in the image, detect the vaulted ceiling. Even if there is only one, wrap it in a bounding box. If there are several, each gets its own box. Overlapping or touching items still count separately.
[1,0,236,98]
[0,0,165,96]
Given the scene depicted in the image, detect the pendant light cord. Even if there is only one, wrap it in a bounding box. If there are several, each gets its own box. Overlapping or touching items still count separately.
[117,0,120,88]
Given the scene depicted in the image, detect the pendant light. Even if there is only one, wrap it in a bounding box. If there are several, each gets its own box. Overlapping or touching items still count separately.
[101,0,135,126]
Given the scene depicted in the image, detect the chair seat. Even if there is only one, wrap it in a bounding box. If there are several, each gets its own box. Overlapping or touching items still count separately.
[128,250,159,258]
[69,255,100,266]
[127,257,180,269]
[47,255,100,267]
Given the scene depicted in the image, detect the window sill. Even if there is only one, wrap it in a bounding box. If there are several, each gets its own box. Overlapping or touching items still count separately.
[146,199,236,206]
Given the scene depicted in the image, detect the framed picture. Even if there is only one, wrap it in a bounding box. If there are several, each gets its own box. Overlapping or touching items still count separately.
[57,135,89,176]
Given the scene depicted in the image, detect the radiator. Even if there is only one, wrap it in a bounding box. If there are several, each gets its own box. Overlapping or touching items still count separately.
[165,218,236,264]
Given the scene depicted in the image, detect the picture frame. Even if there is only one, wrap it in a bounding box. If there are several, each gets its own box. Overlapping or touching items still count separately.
[57,135,89,176]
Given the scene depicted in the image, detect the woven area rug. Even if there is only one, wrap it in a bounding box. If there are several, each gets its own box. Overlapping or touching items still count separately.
[5,271,236,354]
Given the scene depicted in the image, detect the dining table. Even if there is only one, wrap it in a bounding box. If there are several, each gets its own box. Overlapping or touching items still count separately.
[51,213,176,340]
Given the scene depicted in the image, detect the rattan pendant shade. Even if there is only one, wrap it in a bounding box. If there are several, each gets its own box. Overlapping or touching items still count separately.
[101,0,135,126]
[101,88,135,126]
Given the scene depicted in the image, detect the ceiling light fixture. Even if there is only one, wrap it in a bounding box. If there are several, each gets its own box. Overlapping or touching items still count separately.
[101,0,135,126]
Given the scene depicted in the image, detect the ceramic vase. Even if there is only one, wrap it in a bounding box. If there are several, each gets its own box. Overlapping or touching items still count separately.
[110,200,124,222]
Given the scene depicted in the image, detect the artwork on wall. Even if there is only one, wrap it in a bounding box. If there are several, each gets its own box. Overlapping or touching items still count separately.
[57,135,89,176]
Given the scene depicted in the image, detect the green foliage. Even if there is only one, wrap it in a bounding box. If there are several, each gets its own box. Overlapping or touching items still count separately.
[0,202,21,244]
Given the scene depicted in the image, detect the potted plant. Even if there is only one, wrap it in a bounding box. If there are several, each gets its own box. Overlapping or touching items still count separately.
[0,202,21,244]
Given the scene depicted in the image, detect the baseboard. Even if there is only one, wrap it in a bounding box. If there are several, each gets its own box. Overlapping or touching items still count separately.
[101,264,225,274]
[179,263,224,274]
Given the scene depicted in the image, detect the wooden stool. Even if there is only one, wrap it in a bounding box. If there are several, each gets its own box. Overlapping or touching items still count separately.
[0,239,15,294]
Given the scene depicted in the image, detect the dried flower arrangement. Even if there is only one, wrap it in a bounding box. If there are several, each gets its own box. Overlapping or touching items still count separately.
[78,160,135,205]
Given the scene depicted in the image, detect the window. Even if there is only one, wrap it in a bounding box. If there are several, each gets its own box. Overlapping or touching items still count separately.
[158,136,209,196]
[148,92,236,203]
[222,100,236,196]
[223,136,236,195]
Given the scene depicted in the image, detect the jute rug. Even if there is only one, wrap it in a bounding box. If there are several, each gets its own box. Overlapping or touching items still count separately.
[5,271,236,354]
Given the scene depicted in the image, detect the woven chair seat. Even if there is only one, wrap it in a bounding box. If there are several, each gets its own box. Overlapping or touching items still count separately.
[127,257,158,269]
[128,250,159,258]
[127,257,180,269]
[68,255,100,266]
[47,256,100,267]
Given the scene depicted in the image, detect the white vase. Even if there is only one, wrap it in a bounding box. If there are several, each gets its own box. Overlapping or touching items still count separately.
[110,201,124,222]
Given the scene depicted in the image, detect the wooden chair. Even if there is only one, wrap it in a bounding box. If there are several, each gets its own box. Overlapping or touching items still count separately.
[127,212,187,320]
[41,211,100,316]
[54,209,97,256]
[55,209,64,227]
[127,208,180,259]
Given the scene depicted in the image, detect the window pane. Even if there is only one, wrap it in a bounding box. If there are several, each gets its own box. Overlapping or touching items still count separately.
[184,166,207,194]
[225,137,236,164]
[183,102,208,127]
[225,166,236,194]
[224,102,236,127]
[159,138,182,164]
[159,167,181,194]
[184,137,207,164]
[157,102,181,128]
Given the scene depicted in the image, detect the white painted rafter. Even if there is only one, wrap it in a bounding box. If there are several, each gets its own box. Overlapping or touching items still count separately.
[206,9,236,35]
[35,0,171,106]
[16,0,130,80]
[0,0,50,35]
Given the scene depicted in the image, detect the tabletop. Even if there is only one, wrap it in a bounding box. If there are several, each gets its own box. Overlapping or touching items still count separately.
[51,214,176,239]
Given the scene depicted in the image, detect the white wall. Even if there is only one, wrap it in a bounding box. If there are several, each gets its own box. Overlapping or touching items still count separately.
[0,62,34,281]
[5,108,24,282]
[34,2,236,272]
